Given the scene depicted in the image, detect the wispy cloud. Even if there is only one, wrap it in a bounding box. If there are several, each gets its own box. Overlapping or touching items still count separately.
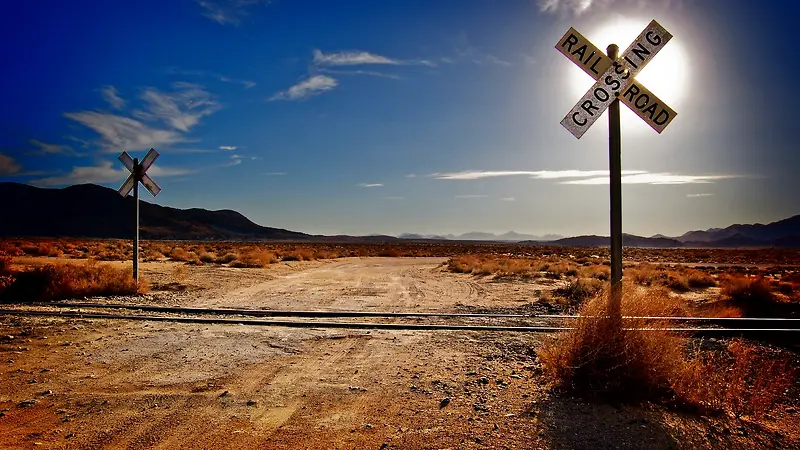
[197,0,270,26]
[265,172,286,176]
[563,174,740,185]
[223,154,260,167]
[0,153,21,176]
[455,194,488,199]
[219,145,237,151]
[500,197,516,201]
[269,75,338,101]
[449,34,512,67]
[30,161,191,187]
[64,111,186,152]
[317,68,401,80]
[313,49,435,67]
[430,170,646,180]
[28,139,82,156]
[136,83,220,132]
[357,183,384,188]
[687,193,714,198]
[168,68,256,89]
[538,0,676,15]
[430,169,742,186]
[65,83,219,152]
[100,86,125,110]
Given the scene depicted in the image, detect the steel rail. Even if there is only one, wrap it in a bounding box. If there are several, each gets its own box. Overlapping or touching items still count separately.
[43,302,800,329]
[1,308,799,335]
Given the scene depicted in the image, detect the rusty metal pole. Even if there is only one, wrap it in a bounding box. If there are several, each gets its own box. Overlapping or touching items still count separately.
[608,44,623,317]
[133,157,140,284]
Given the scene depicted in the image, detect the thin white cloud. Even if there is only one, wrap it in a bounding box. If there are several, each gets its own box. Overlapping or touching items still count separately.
[169,68,256,89]
[64,111,186,152]
[430,170,647,180]
[223,154,260,167]
[29,161,191,187]
[219,145,237,151]
[269,75,338,101]
[135,83,220,132]
[313,49,435,67]
[563,174,740,185]
[687,193,714,198]
[539,0,677,15]
[0,153,22,175]
[318,68,401,80]
[455,195,488,199]
[539,0,594,14]
[101,86,126,110]
[500,197,516,201]
[197,0,270,26]
[265,172,286,176]
[65,83,219,152]
[357,183,384,188]
[28,139,81,156]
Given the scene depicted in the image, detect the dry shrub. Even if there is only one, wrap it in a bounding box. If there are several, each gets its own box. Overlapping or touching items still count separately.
[686,269,717,288]
[142,249,164,262]
[280,248,315,262]
[231,250,278,268]
[540,287,796,418]
[377,248,403,257]
[581,264,610,281]
[539,288,688,401]
[169,247,189,262]
[313,250,340,259]
[199,252,216,263]
[719,275,781,316]
[216,253,238,264]
[553,278,603,304]
[0,261,145,303]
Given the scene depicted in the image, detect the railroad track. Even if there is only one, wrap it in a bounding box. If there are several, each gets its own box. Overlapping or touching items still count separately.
[0,302,798,336]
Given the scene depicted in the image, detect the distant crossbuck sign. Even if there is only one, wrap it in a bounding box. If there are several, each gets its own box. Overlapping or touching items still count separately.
[118,148,161,197]
[555,20,677,138]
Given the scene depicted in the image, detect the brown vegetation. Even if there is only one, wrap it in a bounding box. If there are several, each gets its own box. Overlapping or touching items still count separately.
[539,287,797,419]
[0,260,146,303]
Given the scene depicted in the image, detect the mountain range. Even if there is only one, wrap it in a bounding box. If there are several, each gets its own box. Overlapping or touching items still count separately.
[0,183,798,247]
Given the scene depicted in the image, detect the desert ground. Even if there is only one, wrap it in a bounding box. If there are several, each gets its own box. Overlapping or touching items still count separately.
[1,245,799,449]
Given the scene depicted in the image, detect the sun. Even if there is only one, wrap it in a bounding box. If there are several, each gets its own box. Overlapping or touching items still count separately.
[568,17,689,119]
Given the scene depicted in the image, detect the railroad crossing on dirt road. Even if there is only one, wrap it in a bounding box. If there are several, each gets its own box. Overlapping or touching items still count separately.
[118,148,161,283]
[554,19,678,316]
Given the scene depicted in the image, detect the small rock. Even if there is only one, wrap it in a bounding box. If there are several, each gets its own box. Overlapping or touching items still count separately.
[348,385,365,392]
[246,400,257,406]
[66,433,75,439]
[40,369,50,373]
[40,390,53,396]
[439,397,451,409]
[473,402,488,412]
[494,423,500,431]
[466,371,476,376]
[478,377,489,385]
[18,400,37,408]
[510,374,523,379]
[218,391,230,398]
[364,423,373,429]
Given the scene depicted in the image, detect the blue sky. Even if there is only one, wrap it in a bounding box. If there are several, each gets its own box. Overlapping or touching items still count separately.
[2,0,798,237]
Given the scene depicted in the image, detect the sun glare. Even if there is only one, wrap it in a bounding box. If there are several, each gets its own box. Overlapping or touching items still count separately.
[568,17,689,123]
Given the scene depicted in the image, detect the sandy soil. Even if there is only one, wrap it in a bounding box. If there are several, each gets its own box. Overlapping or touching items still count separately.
[0,257,798,449]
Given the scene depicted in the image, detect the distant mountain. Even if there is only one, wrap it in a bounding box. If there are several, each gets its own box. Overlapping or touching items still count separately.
[522,234,683,248]
[0,183,311,241]
[397,231,564,242]
[678,215,800,247]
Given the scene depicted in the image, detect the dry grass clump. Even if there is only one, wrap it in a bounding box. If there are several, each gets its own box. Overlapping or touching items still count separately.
[447,255,540,278]
[216,252,238,264]
[279,248,316,262]
[628,264,717,292]
[715,274,794,317]
[0,261,146,303]
[198,252,216,263]
[553,278,604,304]
[539,287,796,418]
[168,247,190,262]
[231,250,278,268]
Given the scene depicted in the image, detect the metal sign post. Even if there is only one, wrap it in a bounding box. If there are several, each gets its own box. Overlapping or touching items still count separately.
[554,20,677,316]
[118,148,161,283]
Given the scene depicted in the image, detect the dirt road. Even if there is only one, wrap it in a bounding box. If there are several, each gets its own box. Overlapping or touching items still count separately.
[0,258,796,449]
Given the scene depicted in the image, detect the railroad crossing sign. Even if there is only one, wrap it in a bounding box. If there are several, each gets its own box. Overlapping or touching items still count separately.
[554,19,679,316]
[556,20,677,138]
[118,148,161,283]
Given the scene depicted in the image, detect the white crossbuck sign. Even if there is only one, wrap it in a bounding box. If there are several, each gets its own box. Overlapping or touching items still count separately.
[118,148,161,197]
[556,20,677,138]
